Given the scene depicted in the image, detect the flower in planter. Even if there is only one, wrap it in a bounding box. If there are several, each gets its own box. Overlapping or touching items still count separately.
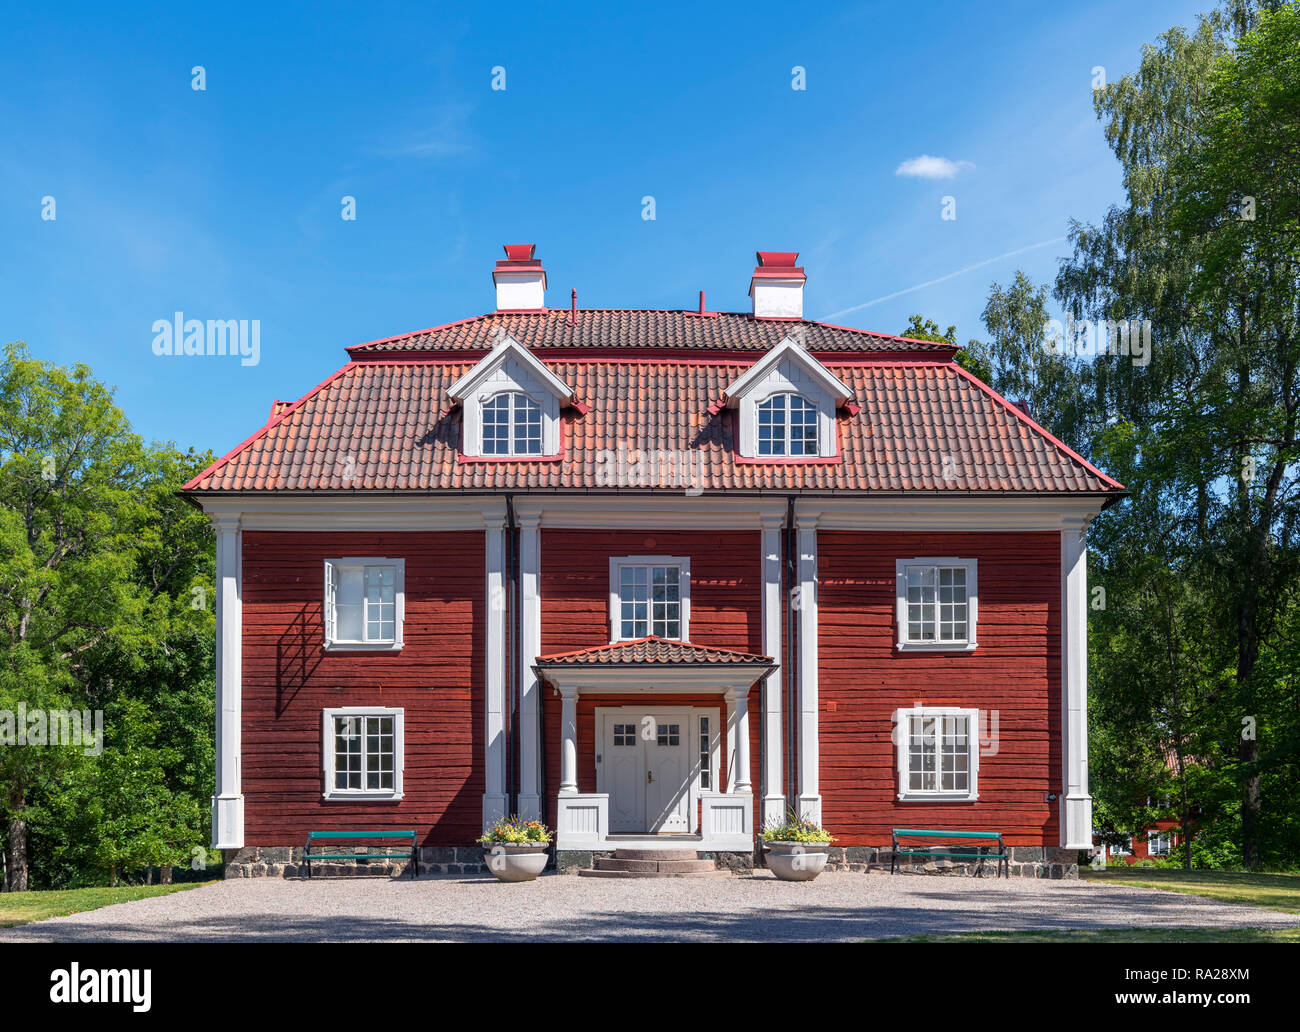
[478,814,554,846]
[760,809,834,844]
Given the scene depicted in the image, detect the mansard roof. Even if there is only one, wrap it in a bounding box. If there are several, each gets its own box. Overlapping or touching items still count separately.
[182,330,1125,496]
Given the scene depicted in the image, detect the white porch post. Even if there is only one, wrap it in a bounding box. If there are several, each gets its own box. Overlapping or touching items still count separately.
[760,516,784,826]
[482,512,508,828]
[795,510,821,823]
[518,514,543,818]
[1061,522,1093,848]
[211,515,245,849]
[731,686,753,794]
[559,685,579,795]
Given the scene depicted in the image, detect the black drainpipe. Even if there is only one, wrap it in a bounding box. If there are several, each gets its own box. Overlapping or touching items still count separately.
[784,495,798,807]
[505,495,519,815]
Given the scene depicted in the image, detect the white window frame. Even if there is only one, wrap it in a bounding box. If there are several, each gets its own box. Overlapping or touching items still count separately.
[1148,830,1173,857]
[323,557,405,651]
[608,555,691,642]
[894,705,980,802]
[755,392,820,457]
[479,390,546,457]
[322,706,405,800]
[1109,837,1131,857]
[895,557,978,651]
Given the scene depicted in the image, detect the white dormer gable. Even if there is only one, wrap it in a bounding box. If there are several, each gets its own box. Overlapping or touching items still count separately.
[448,335,574,458]
[723,337,852,459]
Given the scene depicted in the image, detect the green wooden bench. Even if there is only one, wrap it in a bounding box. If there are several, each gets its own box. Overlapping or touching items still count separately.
[304,830,418,880]
[890,828,1009,878]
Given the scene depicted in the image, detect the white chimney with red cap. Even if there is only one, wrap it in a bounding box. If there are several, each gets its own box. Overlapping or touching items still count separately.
[749,251,806,319]
[493,244,547,310]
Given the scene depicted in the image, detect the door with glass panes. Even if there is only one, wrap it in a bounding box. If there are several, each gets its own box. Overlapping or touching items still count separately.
[597,708,717,834]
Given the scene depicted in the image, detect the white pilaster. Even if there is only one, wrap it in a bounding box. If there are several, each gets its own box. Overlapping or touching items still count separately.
[211,515,245,849]
[725,693,737,791]
[795,510,821,824]
[731,686,753,794]
[1061,524,1093,848]
[517,514,543,818]
[760,517,785,826]
[482,514,508,828]
[559,686,579,795]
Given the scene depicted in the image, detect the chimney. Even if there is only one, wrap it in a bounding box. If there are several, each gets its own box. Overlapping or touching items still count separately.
[493,244,547,310]
[749,251,806,319]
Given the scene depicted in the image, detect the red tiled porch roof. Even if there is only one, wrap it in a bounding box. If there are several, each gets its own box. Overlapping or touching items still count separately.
[536,636,774,667]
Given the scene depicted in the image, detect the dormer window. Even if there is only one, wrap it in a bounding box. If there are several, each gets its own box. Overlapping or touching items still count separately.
[722,337,853,461]
[447,334,575,460]
[483,391,543,456]
[757,393,819,456]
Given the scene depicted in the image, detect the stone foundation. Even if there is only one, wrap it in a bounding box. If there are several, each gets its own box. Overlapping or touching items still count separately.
[224,845,493,878]
[227,843,1077,879]
[818,845,1078,879]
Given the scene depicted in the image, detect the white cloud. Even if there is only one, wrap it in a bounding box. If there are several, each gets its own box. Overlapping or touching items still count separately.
[894,154,974,179]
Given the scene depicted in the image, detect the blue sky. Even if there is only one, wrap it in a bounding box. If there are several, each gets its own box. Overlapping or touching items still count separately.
[2,0,1208,457]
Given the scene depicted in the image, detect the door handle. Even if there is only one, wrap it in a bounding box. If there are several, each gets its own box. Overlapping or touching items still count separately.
[647,771,654,783]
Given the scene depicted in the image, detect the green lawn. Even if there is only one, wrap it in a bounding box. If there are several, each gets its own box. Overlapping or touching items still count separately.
[888,926,1300,942]
[1081,867,1300,914]
[0,882,215,928]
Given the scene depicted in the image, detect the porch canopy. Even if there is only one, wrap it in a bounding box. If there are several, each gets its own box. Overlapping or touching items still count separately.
[535,636,775,852]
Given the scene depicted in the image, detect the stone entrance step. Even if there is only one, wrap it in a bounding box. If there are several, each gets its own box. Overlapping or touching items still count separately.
[576,847,728,878]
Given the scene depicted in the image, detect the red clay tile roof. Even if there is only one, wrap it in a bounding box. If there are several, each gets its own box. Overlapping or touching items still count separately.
[536,636,773,667]
[183,353,1123,495]
[347,310,957,355]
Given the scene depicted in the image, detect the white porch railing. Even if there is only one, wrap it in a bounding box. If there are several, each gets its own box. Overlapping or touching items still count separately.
[700,792,754,851]
[556,793,609,849]
[556,792,754,852]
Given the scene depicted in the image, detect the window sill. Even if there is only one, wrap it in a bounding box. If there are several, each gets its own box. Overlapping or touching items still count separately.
[322,792,404,802]
[323,641,404,653]
[897,792,979,803]
[895,641,978,653]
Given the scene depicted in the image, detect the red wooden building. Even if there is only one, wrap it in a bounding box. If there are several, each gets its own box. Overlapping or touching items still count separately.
[183,245,1125,875]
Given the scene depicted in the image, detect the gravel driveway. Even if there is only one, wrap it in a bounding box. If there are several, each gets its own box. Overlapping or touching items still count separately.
[4,872,1296,942]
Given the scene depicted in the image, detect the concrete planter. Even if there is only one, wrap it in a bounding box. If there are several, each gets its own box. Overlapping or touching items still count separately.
[482,842,550,882]
[763,840,831,881]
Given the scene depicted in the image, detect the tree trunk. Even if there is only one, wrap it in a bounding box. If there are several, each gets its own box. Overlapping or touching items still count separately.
[161,865,173,885]
[5,788,28,892]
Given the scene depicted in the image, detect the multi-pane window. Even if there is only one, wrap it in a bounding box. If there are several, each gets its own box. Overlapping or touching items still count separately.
[324,559,403,647]
[616,562,683,640]
[756,393,818,456]
[482,392,543,456]
[612,723,636,746]
[656,723,680,747]
[324,708,403,798]
[896,558,977,649]
[1109,837,1132,857]
[895,707,979,800]
[1148,831,1173,857]
[699,716,711,790]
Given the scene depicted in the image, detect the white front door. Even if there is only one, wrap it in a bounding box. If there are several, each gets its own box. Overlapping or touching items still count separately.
[599,709,704,834]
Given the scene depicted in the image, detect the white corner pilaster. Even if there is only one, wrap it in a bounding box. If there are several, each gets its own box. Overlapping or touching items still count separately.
[795,510,821,824]
[1061,522,1093,848]
[760,516,785,826]
[211,514,245,850]
[558,685,579,795]
[517,514,543,818]
[482,512,508,829]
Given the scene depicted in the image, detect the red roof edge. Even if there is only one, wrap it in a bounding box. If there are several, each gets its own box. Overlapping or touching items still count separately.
[181,363,358,492]
[948,363,1126,493]
[536,634,773,664]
